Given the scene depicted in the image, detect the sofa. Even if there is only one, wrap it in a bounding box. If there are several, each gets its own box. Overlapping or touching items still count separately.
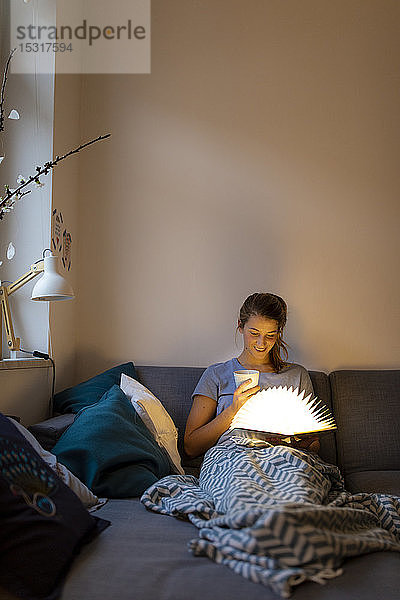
[2,366,400,600]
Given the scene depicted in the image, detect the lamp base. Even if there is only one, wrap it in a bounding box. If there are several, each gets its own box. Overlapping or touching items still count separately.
[3,350,27,360]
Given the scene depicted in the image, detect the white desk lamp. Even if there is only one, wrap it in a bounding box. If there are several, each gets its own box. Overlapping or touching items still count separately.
[0,249,74,358]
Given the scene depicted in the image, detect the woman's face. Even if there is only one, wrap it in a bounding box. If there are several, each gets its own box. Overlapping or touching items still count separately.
[239,314,279,363]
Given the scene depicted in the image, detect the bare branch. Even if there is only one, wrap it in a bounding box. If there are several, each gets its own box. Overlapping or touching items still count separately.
[52,133,111,165]
[0,48,16,133]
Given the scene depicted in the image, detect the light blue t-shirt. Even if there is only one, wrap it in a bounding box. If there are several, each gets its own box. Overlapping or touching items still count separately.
[192,358,314,415]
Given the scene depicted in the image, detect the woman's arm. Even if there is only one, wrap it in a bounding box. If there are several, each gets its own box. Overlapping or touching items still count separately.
[184,380,260,458]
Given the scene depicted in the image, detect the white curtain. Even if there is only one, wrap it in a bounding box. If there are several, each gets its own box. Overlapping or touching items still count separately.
[0,0,55,357]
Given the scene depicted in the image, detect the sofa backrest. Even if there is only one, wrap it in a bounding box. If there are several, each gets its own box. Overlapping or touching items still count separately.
[330,370,400,476]
[309,371,337,465]
[136,366,337,466]
[135,365,205,457]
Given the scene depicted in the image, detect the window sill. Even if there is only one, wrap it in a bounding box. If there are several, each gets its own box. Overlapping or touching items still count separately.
[0,358,51,370]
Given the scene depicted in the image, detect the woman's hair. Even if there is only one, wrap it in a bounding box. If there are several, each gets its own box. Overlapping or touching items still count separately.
[238,292,289,373]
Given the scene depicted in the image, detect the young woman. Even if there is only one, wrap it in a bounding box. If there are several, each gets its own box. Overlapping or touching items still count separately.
[145,294,399,598]
[184,292,320,458]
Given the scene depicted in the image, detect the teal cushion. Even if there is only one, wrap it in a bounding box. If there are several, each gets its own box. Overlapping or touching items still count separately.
[52,385,171,498]
[53,362,137,414]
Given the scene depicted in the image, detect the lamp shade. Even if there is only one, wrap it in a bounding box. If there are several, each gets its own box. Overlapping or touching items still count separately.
[31,255,74,301]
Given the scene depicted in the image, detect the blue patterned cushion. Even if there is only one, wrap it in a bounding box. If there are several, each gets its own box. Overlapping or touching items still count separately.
[0,413,109,600]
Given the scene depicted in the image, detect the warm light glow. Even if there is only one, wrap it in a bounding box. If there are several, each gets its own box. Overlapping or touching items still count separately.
[230,386,337,436]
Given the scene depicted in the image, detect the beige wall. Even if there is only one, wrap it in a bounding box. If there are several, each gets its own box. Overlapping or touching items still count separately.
[53,0,400,382]
[50,74,82,392]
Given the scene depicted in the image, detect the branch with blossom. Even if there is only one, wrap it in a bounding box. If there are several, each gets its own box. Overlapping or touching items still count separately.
[0,50,111,221]
[0,134,111,219]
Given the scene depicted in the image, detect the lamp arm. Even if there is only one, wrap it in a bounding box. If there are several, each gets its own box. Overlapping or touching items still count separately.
[0,260,44,355]
[6,260,44,295]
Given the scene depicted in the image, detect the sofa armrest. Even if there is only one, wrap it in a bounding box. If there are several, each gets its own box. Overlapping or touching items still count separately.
[28,413,75,451]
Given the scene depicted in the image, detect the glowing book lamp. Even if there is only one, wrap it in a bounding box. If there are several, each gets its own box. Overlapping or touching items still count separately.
[0,251,74,357]
[230,386,337,441]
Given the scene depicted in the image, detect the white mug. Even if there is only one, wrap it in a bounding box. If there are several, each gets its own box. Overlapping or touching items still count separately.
[233,370,259,390]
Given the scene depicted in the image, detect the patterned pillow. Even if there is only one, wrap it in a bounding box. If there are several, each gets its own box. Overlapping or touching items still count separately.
[0,413,110,600]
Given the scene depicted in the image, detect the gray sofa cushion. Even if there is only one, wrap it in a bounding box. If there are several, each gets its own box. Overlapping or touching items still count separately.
[345,471,400,495]
[60,499,273,600]
[44,498,400,600]
[330,370,400,476]
[28,413,75,451]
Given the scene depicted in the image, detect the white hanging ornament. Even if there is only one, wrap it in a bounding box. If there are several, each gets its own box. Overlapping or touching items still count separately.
[0,156,5,164]
[7,242,16,260]
[8,110,20,120]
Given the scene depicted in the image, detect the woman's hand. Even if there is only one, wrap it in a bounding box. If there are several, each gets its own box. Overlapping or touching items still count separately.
[291,435,320,454]
[230,379,260,415]
[262,435,320,454]
[185,382,261,458]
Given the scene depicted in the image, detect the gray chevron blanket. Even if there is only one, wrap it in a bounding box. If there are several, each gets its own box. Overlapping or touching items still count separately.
[141,434,400,598]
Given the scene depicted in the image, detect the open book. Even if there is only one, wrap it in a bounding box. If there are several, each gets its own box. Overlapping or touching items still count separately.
[230,385,337,442]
